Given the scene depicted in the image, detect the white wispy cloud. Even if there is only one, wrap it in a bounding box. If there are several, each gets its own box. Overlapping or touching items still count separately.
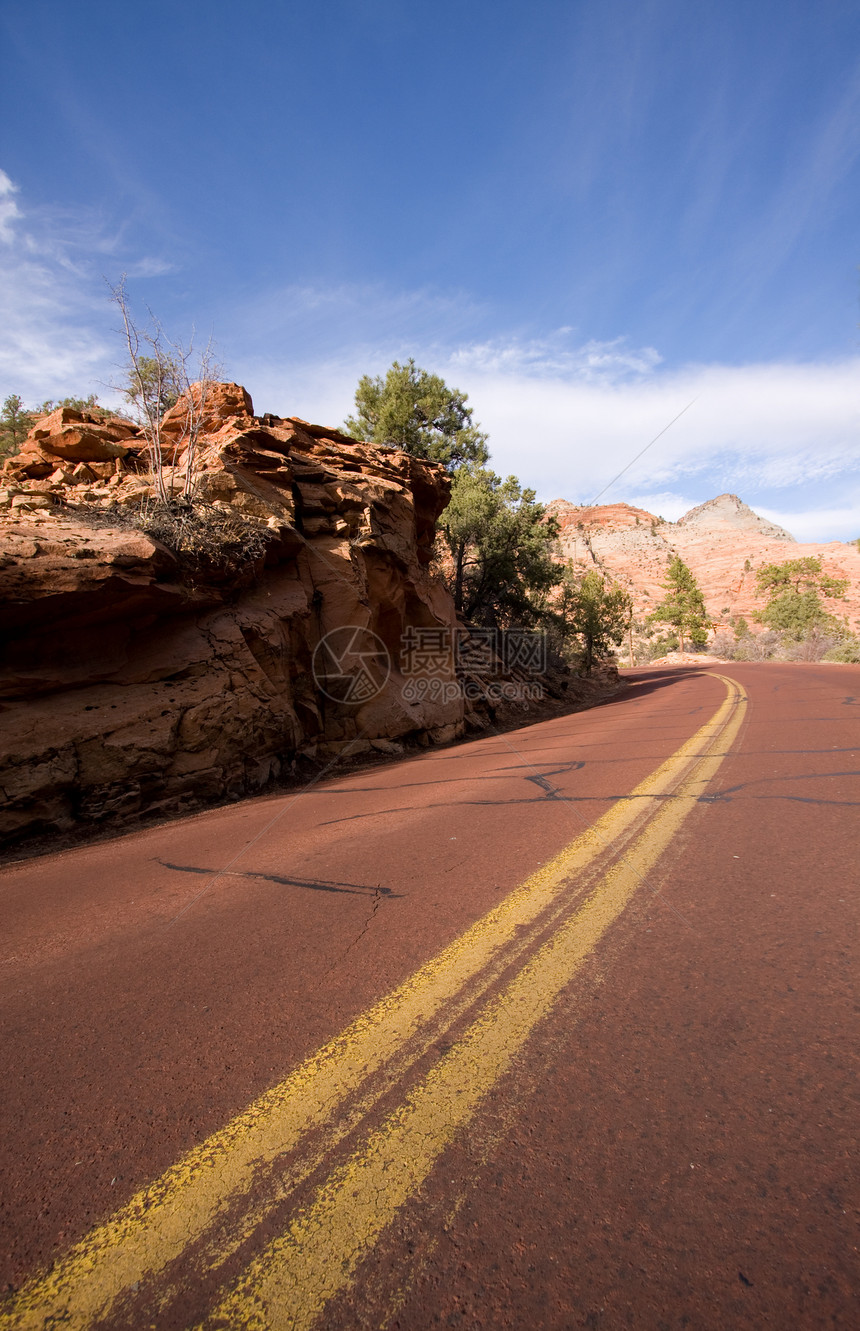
[0,169,22,243]
[0,170,172,404]
[448,333,662,381]
[0,252,112,403]
[755,499,860,545]
[445,348,860,532]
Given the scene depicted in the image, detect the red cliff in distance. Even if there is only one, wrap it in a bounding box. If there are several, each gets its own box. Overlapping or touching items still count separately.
[547,494,860,631]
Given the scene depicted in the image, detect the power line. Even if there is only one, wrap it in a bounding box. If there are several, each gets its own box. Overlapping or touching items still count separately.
[588,397,698,507]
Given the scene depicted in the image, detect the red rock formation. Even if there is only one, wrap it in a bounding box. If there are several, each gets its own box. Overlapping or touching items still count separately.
[11,407,138,478]
[0,386,464,847]
[547,494,860,635]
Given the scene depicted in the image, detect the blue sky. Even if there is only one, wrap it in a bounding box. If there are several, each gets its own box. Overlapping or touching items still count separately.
[1,0,858,539]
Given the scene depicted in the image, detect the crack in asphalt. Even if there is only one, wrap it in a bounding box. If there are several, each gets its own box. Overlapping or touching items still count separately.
[342,886,385,959]
[317,761,589,825]
[699,768,860,804]
[155,859,403,899]
[312,885,386,992]
[521,761,587,800]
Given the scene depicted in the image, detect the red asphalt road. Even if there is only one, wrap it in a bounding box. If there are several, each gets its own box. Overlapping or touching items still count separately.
[1,662,858,1327]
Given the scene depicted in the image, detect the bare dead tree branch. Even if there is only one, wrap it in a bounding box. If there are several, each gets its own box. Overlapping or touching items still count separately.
[109,278,222,504]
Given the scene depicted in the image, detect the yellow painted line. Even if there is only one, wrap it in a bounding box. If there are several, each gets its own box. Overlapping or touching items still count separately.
[0,676,746,1331]
[207,676,748,1329]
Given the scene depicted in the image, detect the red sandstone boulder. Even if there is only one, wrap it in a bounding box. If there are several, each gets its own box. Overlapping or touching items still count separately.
[160,381,255,437]
[24,406,139,463]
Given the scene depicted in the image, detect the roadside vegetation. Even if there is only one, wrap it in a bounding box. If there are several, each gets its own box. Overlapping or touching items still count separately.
[648,556,710,651]
[344,359,632,673]
[552,568,632,674]
[74,496,274,581]
[111,277,221,504]
[708,557,858,662]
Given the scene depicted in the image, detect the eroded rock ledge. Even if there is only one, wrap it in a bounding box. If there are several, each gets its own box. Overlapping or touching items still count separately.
[1,385,464,847]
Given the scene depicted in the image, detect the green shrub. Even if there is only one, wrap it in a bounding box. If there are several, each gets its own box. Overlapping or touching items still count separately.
[824,635,860,664]
[647,633,679,659]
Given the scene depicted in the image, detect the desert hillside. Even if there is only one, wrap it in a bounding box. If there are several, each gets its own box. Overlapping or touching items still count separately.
[547,494,860,632]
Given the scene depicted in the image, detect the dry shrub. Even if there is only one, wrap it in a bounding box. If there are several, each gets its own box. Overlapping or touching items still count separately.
[72,498,274,580]
[709,630,737,658]
[137,501,272,577]
[732,630,781,661]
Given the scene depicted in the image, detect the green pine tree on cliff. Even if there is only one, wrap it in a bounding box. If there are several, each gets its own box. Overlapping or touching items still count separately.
[344,359,489,470]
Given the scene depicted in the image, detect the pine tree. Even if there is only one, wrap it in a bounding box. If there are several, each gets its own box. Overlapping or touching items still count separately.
[345,360,489,470]
[754,556,848,639]
[440,465,559,625]
[650,556,710,652]
[557,567,632,674]
[0,394,35,457]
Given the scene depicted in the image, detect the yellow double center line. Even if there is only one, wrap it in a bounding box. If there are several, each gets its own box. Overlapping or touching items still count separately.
[2,674,747,1331]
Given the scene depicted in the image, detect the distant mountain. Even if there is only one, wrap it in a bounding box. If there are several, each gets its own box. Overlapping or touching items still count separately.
[675,493,794,541]
[546,494,860,632]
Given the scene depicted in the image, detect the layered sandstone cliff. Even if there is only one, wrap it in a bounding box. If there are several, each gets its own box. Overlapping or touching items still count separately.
[0,386,465,847]
[547,494,860,632]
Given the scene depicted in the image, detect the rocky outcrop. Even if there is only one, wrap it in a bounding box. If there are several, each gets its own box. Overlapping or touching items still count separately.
[0,386,467,848]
